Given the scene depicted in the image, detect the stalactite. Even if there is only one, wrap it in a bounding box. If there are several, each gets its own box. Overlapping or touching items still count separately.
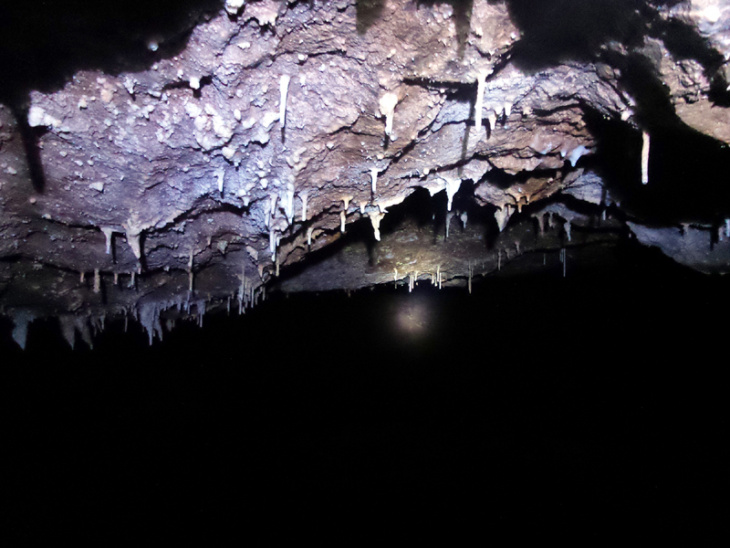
[269,192,278,227]
[370,167,378,194]
[379,92,398,137]
[123,224,143,265]
[368,211,385,241]
[300,191,308,222]
[283,184,295,225]
[641,131,650,185]
[494,205,513,232]
[101,227,114,255]
[186,250,194,293]
[445,177,461,212]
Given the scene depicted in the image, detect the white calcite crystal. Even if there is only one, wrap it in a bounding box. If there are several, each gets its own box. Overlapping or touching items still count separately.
[225,0,245,16]
[279,75,291,129]
[378,92,398,137]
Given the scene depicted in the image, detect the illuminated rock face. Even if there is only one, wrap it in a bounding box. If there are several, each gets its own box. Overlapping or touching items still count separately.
[1,0,730,347]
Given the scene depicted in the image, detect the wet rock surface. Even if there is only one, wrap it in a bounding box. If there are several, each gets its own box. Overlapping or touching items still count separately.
[2,0,730,347]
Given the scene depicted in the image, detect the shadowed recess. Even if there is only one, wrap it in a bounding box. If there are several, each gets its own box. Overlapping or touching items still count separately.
[506,0,647,69]
[356,0,386,34]
[0,0,224,103]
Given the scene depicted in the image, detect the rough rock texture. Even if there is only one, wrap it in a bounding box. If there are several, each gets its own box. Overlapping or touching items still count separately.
[2,0,730,348]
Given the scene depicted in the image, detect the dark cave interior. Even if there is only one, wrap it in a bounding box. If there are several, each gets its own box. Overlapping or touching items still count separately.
[3,229,728,538]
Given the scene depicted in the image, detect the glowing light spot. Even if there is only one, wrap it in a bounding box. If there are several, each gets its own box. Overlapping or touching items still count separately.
[392,295,431,338]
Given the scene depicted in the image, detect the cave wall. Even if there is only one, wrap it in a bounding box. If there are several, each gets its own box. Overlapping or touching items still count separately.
[2,0,730,348]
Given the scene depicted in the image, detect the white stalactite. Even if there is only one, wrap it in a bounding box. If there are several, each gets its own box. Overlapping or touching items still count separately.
[486,111,496,133]
[188,249,194,292]
[300,191,308,222]
[370,167,378,194]
[494,205,513,232]
[641,130,650,185]
[59,316,76,349]
[239,267,246,314]
[340,211,346,233]
[279,75,291,129]
[269,192,278,225]
[269,228,277,260]
[101,227,114,255]
[444,177,461,211]
[379,92,398,137]
[11,310,34,350]
[125,229,142,262]
[93,269,101,294]
[283,184,295,225]
[368,211,386,241]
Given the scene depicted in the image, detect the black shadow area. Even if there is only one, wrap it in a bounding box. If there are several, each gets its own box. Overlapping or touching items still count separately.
[0,0,223,104]
[505,0,647,70]
[1,239,729,539]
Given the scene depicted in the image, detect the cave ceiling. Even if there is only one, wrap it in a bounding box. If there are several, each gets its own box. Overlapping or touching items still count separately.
[2,0,730,348]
